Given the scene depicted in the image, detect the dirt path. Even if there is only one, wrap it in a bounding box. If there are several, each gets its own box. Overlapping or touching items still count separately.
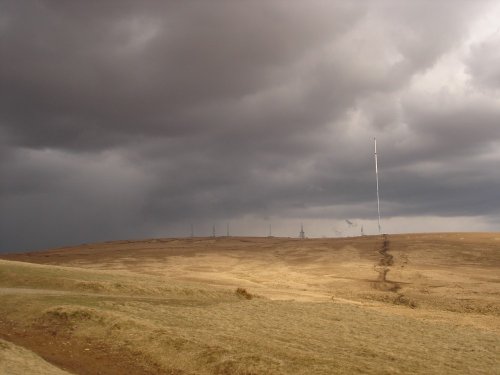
[0,322,165,375]
[0,287,175,374]
[373,234,400,292]
[0,337,74,375]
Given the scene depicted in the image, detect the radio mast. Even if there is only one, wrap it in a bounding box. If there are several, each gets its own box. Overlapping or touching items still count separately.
[374,138,382,233]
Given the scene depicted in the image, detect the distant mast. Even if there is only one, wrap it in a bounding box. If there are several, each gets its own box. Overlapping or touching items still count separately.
[374,138,382,233]
[299,223,305,239]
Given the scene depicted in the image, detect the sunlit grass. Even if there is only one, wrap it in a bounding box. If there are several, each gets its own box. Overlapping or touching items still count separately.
[0,234,499,374]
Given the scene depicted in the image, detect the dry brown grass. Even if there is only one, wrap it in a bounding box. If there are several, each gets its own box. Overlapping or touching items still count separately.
[0,338,73,375]
[0,233,499,374]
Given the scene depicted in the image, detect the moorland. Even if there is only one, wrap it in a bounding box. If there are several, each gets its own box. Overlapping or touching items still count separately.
[0,233,499,374]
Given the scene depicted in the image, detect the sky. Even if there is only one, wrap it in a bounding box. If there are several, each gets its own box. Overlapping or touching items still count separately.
[1,1,500,252]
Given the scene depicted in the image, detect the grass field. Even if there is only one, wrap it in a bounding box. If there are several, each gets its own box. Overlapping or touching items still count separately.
[0,233,499,374]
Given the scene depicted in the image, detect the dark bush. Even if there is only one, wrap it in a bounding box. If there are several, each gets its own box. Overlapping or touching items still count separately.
[235,288,253,300]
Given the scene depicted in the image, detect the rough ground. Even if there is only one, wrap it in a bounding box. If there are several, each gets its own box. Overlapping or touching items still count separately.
[0,338,73,375]
[0,233,499,374]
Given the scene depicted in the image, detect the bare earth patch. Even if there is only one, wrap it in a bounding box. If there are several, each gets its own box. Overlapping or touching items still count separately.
[0,338,73,375]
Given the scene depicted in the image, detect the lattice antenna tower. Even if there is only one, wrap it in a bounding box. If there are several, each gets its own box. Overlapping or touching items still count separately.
[299,223,305,239]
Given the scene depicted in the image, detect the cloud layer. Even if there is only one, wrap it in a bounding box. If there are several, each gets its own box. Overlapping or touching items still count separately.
[1,1,500,251]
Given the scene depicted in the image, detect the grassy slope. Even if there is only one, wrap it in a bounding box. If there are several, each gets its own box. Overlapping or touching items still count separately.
[0,338,73,375]
[0,233,499,374]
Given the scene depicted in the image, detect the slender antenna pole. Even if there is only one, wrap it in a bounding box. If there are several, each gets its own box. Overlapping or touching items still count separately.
[226,223,229,237]
[374,138,382,233]
[190,223,194,238]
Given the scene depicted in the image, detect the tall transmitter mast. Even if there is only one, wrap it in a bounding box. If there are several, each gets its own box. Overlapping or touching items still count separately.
[374,138,382,233]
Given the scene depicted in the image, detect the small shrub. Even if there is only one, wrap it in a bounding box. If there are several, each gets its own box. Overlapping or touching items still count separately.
[235,288,253,300]
[393,294,417,308]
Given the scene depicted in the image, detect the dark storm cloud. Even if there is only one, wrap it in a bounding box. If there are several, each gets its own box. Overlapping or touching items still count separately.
[0,1,362,149]
[1,0,499,251]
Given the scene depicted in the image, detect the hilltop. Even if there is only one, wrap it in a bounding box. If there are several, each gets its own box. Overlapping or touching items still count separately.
[0,233,499,374]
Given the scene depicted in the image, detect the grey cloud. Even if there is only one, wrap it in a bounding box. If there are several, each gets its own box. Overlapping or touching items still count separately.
[0,146,152,251]
[0,1,363,150]
[1,1,500,252]
[1,1,483,150]
[467,31,500,91]
[398,97,500,161]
